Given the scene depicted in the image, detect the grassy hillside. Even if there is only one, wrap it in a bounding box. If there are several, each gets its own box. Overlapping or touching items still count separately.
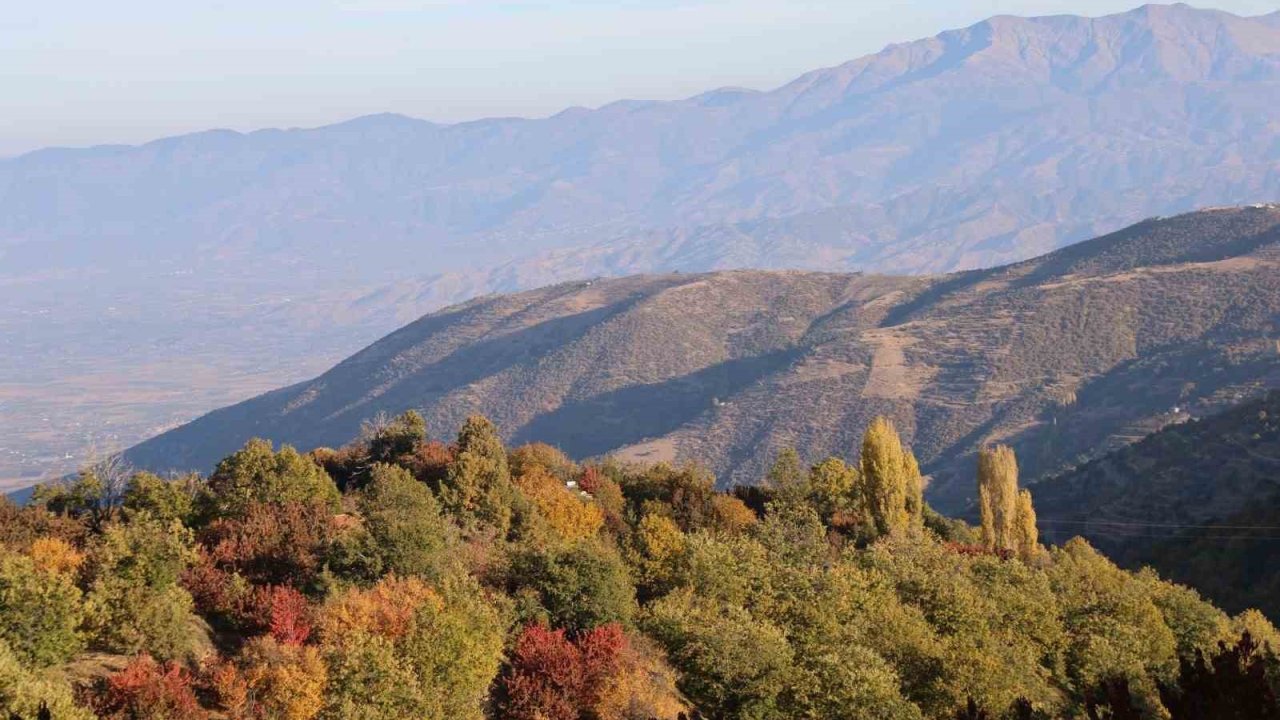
[1032,390,1280,616]
[126,206,1280,512]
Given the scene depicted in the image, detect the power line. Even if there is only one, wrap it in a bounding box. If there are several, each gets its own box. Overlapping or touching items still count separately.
[1040,518,1280,531]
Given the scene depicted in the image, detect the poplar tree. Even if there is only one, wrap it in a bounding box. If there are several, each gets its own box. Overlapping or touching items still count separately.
[1013,488,1040,562]
[977,445,1040,560]
[859,417,921,536]
[978,445,1019,552]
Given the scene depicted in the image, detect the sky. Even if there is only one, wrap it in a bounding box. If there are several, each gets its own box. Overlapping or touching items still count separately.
[2,1,1276,156]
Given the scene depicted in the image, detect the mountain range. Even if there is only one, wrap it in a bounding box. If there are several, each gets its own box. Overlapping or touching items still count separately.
[5,3,1280,486]
[126,206,1280,512]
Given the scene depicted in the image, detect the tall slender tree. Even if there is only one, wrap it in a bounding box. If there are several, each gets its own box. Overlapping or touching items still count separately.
[1013,489,1040,562]
[978,445,1040,560]
[859,418,922,536]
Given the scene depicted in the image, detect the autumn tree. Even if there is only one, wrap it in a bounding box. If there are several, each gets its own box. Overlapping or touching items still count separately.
[199,500,337,591]
[860,418,923,536]
[88,655,207,720]
[499,623,626,720]
[516,465,604,545]
[977,446,1041,561]
[316,574,507,720]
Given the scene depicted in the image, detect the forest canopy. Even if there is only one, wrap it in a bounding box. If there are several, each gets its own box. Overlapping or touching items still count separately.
[2,411,1277,719]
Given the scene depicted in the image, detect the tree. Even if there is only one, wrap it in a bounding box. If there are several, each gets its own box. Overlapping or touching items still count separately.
[627,513,687,600]
[439,415,518,536]
[643,589,795,719]
[508,539,636,633]
[499,623,626,720]
[88,655,207,720]
[860,418,921,536]
[806,457,861,529]
[977,446,1018,553]
[978,446,1041,561]
[317,574,507,720]
[0,640,93,720]
[358,463,452,580]
[515,466,604,545]
[32,454,133,530]
[0,550,83,667]
[83,515,204,661]
[766,448,807,506]
[363,410,427,467]
[205,439,339,520]
[236,637,328,720]
[123,472,196,525]
[200,500,337,591]
[1158,632,1280,720]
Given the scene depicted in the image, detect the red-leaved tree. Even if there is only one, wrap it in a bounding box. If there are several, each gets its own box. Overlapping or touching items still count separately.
[89,655,207,720]
[501,623,626,720]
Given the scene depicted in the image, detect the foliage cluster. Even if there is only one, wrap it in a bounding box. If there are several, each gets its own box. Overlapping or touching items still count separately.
[1,411,1277,718]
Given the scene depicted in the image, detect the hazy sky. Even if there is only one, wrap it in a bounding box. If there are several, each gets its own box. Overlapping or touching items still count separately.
[2,1,1275,155]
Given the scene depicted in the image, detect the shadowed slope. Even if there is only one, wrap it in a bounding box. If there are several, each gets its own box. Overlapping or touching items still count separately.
[127,206,1280,512]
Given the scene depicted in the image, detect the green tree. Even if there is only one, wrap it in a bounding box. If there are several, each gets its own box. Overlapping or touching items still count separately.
[364,410,428,466]
[644,589,795,720]
[0,640,93,720]
[0,550,83,667]
[83,515,205,661]
[805,457,859,523]
[766,447,807,506]
[205,438,340,520]
[439,415,519,535]
[508,538,636,633]
[358,463,452,580]
[123,472,195,525]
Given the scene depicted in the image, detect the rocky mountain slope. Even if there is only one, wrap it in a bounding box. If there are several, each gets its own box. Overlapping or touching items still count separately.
[126,206,1280,512]
[1031,390,1280,616]
[7,3,1280,485]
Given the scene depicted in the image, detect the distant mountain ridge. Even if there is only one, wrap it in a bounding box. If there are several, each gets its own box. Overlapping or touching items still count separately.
[125,206,1280,512]
[5,3,1280,484]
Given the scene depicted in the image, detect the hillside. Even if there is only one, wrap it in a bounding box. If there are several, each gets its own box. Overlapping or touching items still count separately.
[1031,390,1280,616]
[6,3,1280,485]
[126,206,1280,512]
